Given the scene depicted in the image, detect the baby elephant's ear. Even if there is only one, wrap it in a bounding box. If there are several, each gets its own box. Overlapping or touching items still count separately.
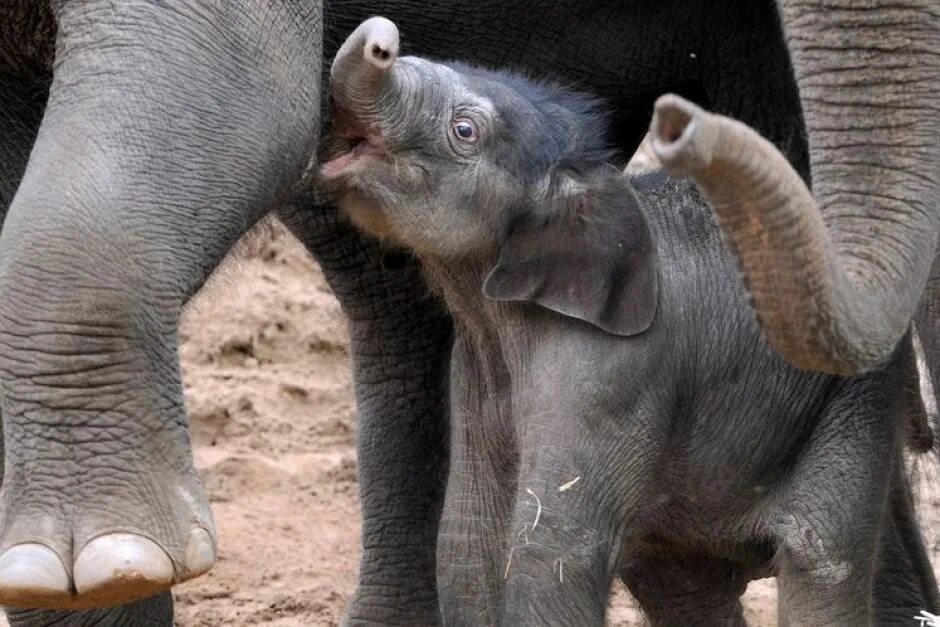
[483,170,658,336]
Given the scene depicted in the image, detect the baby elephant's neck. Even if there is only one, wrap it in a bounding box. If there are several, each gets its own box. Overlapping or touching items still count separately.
[421,254,519,346]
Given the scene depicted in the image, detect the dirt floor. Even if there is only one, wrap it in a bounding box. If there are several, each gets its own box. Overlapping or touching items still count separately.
[165,220,940,626]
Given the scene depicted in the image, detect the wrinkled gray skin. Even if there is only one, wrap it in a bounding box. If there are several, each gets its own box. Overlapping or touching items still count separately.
[0,0,937,625]
[322,24,940,624]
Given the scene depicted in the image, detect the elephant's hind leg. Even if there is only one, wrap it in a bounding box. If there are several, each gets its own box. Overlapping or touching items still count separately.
[872,457,940,622]
[278,197,451,625]
[772,370,902,625]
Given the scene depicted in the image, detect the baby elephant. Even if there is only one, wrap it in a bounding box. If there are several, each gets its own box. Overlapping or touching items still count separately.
[322,17,939,626]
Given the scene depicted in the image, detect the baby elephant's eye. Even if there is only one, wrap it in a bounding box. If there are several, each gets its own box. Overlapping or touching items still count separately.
[452,118,479,143]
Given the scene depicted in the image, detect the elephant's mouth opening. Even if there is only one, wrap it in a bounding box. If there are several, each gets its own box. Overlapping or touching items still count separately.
[320,134,386,180]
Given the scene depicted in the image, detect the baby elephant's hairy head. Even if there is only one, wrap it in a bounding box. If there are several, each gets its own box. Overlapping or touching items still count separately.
[322,18,657,338]
[321,18,621,259]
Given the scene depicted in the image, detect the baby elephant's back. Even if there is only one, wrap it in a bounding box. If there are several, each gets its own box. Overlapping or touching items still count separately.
[630,170,759,350]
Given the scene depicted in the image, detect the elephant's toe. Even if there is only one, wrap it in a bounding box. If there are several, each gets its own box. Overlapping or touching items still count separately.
[183,528,216,579]
[0,543,72,608]
[72,533,175,607]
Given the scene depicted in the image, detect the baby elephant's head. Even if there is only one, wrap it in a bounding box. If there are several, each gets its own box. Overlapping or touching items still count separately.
[322,17,658,336]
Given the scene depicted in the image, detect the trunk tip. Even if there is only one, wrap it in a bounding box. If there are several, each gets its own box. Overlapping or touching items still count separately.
[651,94,698,146]
[360,16,399,70]
[649,94,710,174]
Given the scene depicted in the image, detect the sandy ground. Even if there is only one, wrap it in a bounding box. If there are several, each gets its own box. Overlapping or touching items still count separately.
[166,220,940,626]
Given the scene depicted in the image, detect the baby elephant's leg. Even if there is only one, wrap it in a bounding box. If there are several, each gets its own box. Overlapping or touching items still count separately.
[871,457,940,622]
[436,339,516,625]
[620,549,748,626]
[774,524,875,627]
[498,414,661,626]
[772,372,903,626]
[498,477,616,625]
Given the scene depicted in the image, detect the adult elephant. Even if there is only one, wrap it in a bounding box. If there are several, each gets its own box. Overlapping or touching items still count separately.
[0,1,935,626]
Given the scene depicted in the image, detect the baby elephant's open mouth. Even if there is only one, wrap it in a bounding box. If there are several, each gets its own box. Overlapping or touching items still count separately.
[321,134,386,179]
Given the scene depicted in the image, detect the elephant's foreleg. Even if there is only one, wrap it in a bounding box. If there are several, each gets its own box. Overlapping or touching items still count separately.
[498,409,659,626]
[278,198,450,625]
[499,468,620,626]
[0,71,174,627]
[435,336,515,625]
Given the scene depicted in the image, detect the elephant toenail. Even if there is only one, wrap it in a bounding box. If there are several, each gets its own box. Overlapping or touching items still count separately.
[184,527,216,577]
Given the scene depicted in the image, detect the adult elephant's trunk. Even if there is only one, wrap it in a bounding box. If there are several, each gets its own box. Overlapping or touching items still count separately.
[651,1,940,376]
[0,0,321,609]
[329,17,400,122]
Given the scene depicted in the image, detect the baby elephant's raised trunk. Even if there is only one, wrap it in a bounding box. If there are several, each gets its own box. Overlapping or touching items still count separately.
[330,16,399,121]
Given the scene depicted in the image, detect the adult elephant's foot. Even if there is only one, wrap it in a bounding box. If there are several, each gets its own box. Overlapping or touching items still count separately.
[0,414,215,609]
[0,512,214,610]
[0,539,180,608]
[0,526,214,610]
[0,217,217,609]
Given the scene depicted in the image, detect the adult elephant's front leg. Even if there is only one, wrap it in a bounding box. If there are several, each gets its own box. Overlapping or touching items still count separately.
[0,0,323,611]
[0,70,176,627]
[279,197,451,625]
